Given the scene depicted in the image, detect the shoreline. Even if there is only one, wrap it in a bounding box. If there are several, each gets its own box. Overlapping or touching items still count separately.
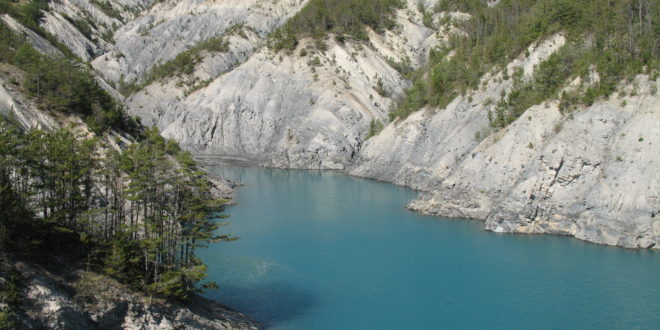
[199,159,659,251]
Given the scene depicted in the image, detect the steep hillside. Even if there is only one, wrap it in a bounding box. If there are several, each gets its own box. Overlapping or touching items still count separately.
[351,37,659,249]
[85,0,660,248]
[92,0,308,84]
[0,6,256,327]
[123,0,443,168]
[2,0,657,268]
[350,0,659,249]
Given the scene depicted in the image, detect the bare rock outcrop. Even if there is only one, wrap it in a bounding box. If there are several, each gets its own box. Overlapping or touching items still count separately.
[351,34,660,249]
[124,0,441,169]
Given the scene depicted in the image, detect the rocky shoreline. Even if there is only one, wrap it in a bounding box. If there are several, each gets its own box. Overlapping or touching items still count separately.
[350,74,660,250]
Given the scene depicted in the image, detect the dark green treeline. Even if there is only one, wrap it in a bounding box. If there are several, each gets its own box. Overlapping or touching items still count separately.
[0,123,232,300]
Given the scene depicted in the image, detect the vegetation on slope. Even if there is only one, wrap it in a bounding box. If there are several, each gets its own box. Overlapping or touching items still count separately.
[390,0,659,124]
[0,0,77,59]
[0,265,22,329]
[1,21,138,134]
[90,0,123,21]
[0,19,232,317]
[0,0,49,34]
[0,121,232,303]
[119,24,251,96]
[269,0,404,51]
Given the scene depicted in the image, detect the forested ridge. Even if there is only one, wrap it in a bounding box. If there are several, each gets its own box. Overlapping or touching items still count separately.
[268,0,658,128]
[0,5,233,326]
[390,0,659,122]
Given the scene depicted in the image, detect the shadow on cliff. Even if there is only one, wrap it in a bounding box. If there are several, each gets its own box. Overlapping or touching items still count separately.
[207,281,317,327]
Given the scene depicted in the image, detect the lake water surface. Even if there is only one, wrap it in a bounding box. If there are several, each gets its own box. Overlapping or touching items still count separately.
[199,167,659,329]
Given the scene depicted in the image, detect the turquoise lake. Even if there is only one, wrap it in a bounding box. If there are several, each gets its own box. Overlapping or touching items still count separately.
[199,167,660,329]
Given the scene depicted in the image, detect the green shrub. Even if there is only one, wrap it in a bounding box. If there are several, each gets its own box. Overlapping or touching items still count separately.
[367,118,384,138]
[385,56,414,78]
[309,56,322,66]
[374,78,389,97]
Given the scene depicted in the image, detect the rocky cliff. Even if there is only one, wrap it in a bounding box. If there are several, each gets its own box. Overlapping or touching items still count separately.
[350,35,660,249]
[120,0,440,169]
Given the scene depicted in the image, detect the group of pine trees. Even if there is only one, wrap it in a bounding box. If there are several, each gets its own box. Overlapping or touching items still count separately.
[0,122,231,300]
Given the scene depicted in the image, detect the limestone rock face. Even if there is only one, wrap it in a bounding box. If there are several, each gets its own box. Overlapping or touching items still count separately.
[351,34,568,191]
[0,76,58,130]
[130,41,404,169]
[91,0,310,83]
[40,0,154,61]
[40,11,105,61]
[123,0,440,169]
[350,34,660,249]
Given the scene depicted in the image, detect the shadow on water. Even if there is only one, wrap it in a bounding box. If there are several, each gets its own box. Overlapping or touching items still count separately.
[209,281,317,327]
